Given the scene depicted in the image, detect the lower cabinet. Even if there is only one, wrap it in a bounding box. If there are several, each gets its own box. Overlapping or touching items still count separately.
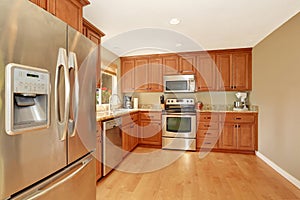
[122,113,139,157]
[96,123,102,181]
[197,112,257,153]
[139,111,162,147]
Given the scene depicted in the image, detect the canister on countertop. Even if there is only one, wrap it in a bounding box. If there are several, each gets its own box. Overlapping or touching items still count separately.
[196,101,203,110]
[133,98,138,109]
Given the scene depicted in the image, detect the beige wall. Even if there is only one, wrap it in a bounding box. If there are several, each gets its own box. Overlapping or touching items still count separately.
[252,12,300,180]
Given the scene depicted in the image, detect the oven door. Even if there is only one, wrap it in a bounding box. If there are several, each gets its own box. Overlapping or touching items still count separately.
[162,113,196,138]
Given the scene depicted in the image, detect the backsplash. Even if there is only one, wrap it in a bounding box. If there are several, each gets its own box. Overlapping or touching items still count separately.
[130,91,247,107]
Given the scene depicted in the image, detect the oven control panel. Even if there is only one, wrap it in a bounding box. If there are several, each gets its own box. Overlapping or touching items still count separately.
[166,98,195,105]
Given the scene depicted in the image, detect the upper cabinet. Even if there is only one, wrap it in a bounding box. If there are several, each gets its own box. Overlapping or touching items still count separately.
[121,48,252,93]
[29,0,90,32]
[162,55,179,75]
[121,56,163,93]
[195,52,216,91]
[82,18,105,45]
[216,49,252,91]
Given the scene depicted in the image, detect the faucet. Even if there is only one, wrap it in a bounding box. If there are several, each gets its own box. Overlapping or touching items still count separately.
[108,94,121,113]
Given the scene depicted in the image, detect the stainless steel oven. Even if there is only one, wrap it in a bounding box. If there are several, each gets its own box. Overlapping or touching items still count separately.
[162,98,196,151]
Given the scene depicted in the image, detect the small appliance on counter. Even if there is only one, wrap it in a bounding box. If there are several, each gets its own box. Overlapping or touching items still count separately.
[160,95,165,109]
[133,98,139,109]
[123,95,133,109]
[233,92,248,111]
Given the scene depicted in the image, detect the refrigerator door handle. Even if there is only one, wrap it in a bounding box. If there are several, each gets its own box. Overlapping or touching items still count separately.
[55,48,70,141]
[24,156,93,200]
[68,52,79,137]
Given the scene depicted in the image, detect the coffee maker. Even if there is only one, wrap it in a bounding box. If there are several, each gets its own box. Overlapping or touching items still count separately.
[123,96,132,109]
[233,92,248,111]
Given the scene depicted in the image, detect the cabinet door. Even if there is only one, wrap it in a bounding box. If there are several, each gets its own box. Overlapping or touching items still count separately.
[216,53,232,90]
[232,52,250,90]
[196,53,216,91]
[148,57,163,92]
[163,55,179,75]
[179,54,196,74]
[96,136,102,181]
[130,122,139,150]
[121,59,135,92]
[29,0,50,10]
[54,0,84,31]
[237,124,254,150]
[140,121,162,146]
[219,123,237,149]
[135,58,149,91]
[122,123,131,156]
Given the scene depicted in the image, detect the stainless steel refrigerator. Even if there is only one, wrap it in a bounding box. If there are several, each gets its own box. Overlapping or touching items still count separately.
[0,0,98,199]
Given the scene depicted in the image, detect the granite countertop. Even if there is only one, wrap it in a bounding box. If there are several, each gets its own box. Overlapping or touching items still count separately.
[96,105,258,121]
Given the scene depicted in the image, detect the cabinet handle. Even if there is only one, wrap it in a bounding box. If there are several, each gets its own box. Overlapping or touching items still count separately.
[130,125,134,128]
[204,142,212,145]
[204,132,211,135]
[204,117,211,120]
[235,117,241,120]
[204,125,211,128]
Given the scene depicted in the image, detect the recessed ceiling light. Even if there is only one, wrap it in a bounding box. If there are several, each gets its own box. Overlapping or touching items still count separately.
[169,18,181,25]
[175,43,182,47]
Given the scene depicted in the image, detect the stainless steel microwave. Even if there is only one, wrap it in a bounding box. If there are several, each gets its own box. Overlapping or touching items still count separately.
[163,74,196,93]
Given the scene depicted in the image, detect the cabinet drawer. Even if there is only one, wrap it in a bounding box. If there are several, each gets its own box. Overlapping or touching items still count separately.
[197,130,219,138]
[197,138,218,149]
[122,112,139,125]
[198,113,218,122]
[96,123,101,137]
[140,112,161,121]
[198,122,218,130]
[224,113,255,123]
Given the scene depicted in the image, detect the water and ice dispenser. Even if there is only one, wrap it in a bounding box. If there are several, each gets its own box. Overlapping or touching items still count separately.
[5,64,50,135]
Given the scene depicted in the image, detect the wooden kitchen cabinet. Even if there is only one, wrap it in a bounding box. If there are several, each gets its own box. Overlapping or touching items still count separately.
[122,113,139,157]
[134,57,149,91]
[216,49,252,91]
[219,113,257,152]
[139,111,162,147]
[178,53,196,74]
[96,123,102,181]
[148,57,163,92]
[196,112,219,149]
[121,58,135,93]
[82,18,105,45]
[29,0,89,32]
[162,55,179,75]
[121,56,163,92]
[29,0,50,10]
[195,52,216,91]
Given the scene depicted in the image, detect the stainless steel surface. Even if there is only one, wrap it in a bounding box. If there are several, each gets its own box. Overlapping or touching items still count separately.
[163,74,196,93]
[234,101,244,109]
[5,64,50,135]
[162,114,196,138]
[123,95,132,109]
[162,97,197,151]
[11,154,96,200]
[102,118,123,176]
[0,0,97,199]
[67,26,97,164]
[67,52,79,137]
[55,48,70,141]
[162,137,196,151]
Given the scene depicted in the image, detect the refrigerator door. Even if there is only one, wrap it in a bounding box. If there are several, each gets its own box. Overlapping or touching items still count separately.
[0,0,68,199]
[67,27,98,164]
[11,154,96,200]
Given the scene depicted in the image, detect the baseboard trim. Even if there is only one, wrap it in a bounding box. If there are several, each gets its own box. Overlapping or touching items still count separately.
[256,151,300,189]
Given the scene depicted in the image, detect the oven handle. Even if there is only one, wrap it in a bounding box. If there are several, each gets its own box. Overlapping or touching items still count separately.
[162,113,196,117]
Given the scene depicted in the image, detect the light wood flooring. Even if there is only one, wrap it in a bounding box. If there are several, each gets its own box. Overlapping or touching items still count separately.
[96,147,300,200]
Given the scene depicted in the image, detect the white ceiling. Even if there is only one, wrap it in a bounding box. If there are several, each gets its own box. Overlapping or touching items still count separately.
[83,0,300,56]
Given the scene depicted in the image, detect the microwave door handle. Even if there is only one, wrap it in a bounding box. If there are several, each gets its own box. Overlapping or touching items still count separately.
[55,48,70,141]
[68,52,79,138]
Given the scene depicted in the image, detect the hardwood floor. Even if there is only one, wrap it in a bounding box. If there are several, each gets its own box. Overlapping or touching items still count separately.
[96,147,300,200]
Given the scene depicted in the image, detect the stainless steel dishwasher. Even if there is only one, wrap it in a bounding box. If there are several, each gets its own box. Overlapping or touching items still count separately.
[102,117,123,176]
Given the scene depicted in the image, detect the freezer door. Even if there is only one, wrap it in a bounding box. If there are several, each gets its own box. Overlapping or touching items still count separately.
[11,154,96,200]
[0,0,68,199]
[67,26,98,164]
